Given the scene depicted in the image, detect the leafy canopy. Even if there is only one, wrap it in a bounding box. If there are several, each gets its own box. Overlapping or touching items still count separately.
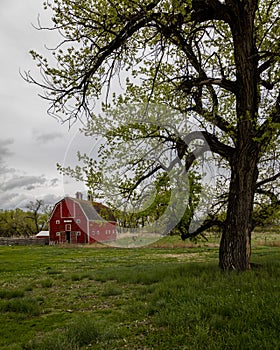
[27,0,280,237]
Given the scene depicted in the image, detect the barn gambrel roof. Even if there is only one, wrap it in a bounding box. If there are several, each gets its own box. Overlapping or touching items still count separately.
[69,197,116,222]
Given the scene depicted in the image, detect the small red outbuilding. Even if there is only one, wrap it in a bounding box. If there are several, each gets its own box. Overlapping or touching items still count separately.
[49,193,117,244]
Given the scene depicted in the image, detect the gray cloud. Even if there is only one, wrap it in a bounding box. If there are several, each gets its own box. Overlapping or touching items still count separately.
[18,193,62,209]
[0,1,84,210]
[0,175,47,191]
[40,193,62,206]
[34,131,64,144]
[0,192,19,203]
[0,139,16,180]
[50,178,59,187]
[0,165,16,176]
[26,185,36,191]
[0,191,62,211]
[0,138,14,162]
[0,192,28,210]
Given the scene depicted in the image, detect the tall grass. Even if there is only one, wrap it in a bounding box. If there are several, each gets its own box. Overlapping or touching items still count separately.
[141,263,280,349]
[25,316,117,350]
[0,298,40,316]
[0,289,25,299]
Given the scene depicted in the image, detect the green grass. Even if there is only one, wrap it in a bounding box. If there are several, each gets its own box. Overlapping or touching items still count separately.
[0,233,279,349]
[0,289,25,299]
[0,297,40,316]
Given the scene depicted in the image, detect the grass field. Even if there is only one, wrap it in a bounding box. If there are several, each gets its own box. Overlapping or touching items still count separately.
[0,233,279,349]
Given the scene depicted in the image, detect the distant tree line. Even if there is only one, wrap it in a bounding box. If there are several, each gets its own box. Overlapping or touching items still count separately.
[0,200,51,237]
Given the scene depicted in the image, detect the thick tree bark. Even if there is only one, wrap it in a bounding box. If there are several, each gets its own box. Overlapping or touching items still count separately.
[218,0,259,271]
[219,148,259,270]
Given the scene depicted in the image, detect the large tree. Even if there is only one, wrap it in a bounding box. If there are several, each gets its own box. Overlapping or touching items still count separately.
[26,0,279,270]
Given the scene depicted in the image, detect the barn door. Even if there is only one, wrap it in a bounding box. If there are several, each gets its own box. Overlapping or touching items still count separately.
[66,231,70,243]
[65,224,71,243]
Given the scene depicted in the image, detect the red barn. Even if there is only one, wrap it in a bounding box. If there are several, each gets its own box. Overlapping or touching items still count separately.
[49,193,117,244]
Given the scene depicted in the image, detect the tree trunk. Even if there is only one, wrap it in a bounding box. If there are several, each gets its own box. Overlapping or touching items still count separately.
[219,148,259,271]
[218,1,260,271]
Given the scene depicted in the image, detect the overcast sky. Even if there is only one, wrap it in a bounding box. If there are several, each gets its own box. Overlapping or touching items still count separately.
[0,0,93,210]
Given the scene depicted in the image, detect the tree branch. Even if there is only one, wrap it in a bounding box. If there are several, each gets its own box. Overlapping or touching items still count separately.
[161,22,236,136]
[183,131,235,162]
[179,77,237,94]
[256,91,280,141]
[253,189,280,228]
[25,1,161,119]
[256,172,280,188]
[121,165,162,197]
[181,217,224,240]
[191,0,232,23]
[256,188,279,203]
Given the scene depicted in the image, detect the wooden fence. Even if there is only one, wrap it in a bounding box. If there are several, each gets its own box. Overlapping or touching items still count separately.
[0,237,49,246]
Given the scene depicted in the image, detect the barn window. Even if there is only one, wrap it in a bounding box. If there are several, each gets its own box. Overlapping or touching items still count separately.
[56,232,60,236]
[56,220,60,224]
[96,230,100,235]
[76,219,81,224]
[76,232,81,236]
[92,230,95,235]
